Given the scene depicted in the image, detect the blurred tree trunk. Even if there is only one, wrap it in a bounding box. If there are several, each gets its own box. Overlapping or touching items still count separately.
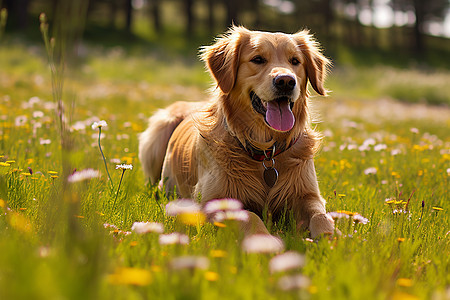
[207,0,214,34]
[412,0,425,55]
[391,0,401,49]
[322,0,333,45]
[250,0,261,28]
[369,0,378,48]
[185,0,194,36]
[351,0,363,47]
[16,0,29,29]
[5,0,30,29]
[225,0,238,27]
[125,0,133,33]
[150,0,161,33]
[109,0,118,28]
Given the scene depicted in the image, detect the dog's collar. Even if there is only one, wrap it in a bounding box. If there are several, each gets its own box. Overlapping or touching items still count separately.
[236,136,298,161]
[200,118,298,161]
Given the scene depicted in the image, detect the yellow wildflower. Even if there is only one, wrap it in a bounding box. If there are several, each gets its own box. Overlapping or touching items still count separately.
[9,213,32,233]
[0,199,5,208]
[130,241,138,247]
[150,265,161,273]
[213,221,226,228]
[397,237,406,243]
[210,250,228,258]
[396,278,413,287]
[178,211,206,226]
[308,285,318,294]
[121,156,133,164]
[0,162,10,167]
[391,171,401,178]
[107,268,152,286]
[391,291,419,300]
[432,206,443,212]
[335,210,354,216]
[204,271,220,282]
[131,123,143,132]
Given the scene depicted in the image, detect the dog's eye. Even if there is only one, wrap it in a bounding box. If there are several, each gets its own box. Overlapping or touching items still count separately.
[290,57,301,66]
[251,56,266,65]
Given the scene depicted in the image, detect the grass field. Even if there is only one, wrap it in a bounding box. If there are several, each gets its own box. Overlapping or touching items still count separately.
[0,31,449,300]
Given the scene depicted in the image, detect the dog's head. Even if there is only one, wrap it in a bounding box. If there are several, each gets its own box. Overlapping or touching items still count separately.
[201,26,329,137]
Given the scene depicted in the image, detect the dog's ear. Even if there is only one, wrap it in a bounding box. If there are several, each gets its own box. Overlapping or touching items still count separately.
[201,26,249,94]
[293,30,330,96]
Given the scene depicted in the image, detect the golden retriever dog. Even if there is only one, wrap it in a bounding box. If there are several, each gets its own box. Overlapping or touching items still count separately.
[139,26,335,238]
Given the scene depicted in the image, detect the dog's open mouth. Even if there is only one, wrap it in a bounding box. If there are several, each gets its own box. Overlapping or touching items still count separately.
[250,91,295,132]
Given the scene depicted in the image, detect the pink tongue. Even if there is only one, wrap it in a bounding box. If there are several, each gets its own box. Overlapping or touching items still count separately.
[266,99,295,131]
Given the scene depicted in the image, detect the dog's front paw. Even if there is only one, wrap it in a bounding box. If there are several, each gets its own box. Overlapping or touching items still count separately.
[309,213,336,239]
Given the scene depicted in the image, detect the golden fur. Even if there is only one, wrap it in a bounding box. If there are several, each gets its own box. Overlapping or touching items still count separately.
[139,26,335,238]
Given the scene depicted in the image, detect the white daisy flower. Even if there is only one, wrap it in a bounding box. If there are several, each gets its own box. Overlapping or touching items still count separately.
[71,121,87,131]
[170,256,209,270]
[165,199,201,216]
[158,232,189,245]
[203,198,243,214]
[67,169,101,183]
[277,274,311,291]
[15,115,28,127]
[327,211,350,220]
[33,111,44,118]
[391,149,402,156]
[131,222,164,234]
[39,138,51,145]
[353,214,369,225]
[212,210,249,222]
[362,138,376,146]
[103,223,118,230]
[410,127,419,134]
[358,144,371,152]
[242,234,284,254]
[115,164,133,170]
[91,120,108,130]
[364,167,377,175]
[269,251,305,274]
[374,144,387,152]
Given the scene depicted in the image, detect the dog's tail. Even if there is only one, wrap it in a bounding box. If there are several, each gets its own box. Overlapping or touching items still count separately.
[138,101,198,184]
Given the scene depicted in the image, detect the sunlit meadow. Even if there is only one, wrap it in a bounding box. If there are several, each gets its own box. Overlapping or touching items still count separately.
[0,17,449,300]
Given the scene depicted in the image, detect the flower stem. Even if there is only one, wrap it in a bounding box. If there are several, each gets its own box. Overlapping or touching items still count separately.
[113,169,125,207]
[98,127,113,189]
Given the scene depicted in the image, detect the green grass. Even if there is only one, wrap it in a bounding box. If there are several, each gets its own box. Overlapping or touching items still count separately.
[0,38,449,300]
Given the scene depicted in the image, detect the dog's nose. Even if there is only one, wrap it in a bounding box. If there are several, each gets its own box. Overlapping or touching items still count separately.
[273,74,296,93]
